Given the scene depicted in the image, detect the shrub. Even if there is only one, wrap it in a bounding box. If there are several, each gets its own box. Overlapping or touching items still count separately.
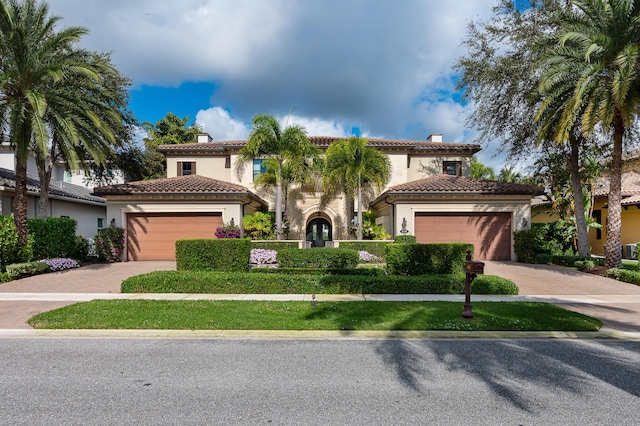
[27,217,80,260]
[250,248,278,266]
[277,248,359,268]
[176,238,250,272]
[394,235,417,244]
[471,275,519,295]
[215,222,242,238]
[606,268,640,286]
[94,228,125,262]
[621,259,639,271]
[72,236,90,262]
[250,267,386,276]
[0,214,25,270]
[574,260,595,272]
[243,212,274,240]
[358,250,381,263]
[40,258,80,272]
[0,272,11,283]
[534,254,603,267]
[339,241,388,261]
[6,261,50,280]
[514,222,573,263]
[386,243,472,275]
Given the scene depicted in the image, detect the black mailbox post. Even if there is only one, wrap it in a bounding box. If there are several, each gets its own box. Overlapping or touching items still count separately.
[463,250,484,319]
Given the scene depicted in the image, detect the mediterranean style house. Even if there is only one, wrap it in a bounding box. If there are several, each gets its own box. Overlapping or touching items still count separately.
[94,133,542,261]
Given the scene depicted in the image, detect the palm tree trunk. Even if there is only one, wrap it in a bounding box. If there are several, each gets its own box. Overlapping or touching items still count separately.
[604,114,624,268]
[275,161,283,241]
[36,153,52,220]
[569,135,590,256]
[357,178,363,240]
[13,159,29,245]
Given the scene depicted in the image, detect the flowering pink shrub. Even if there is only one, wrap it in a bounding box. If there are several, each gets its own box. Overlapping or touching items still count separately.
[215,224,242,238]
[39,258,80,271]
[95,228,125,262]
[358,250,381,263]
[250,248,278,266]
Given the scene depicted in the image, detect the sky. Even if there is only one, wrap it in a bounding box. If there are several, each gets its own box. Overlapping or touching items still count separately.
[48,0,508,169]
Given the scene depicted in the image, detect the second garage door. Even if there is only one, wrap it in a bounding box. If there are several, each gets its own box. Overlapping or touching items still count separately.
[126,213,223,261]
[414,213,512,261]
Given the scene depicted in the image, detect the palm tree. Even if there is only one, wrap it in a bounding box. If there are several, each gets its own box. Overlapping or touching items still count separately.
[239,114,319,239]
[0,0,101,243]
[497,166,522,183]
[471,156,496,180]
[34,51,131,219]
[536,0,640,268]
[322,136,391,240]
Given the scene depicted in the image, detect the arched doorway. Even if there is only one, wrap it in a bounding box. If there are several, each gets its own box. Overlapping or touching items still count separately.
[306,217,332,247]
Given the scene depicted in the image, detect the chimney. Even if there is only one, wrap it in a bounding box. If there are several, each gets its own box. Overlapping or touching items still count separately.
[427,134,442,142]
[197,133,213,143]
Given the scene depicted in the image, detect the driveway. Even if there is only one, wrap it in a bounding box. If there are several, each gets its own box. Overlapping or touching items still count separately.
[1,260,640,332]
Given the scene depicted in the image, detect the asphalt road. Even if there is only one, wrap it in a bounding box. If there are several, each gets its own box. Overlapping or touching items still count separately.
[1,338,639,425]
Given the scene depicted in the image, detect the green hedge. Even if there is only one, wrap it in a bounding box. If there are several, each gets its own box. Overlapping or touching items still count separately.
[176,238,251,272]
[277,248,359,268]
[121,270,464,294]
[0,214,27,270]
[514,222,574,262]
[338,241,389,261]
[471,275,519,295]
[534,254,604,267]
[0,272,10,283]
[394,235,417,243]
[386,243,473,275]
[606,268,640,286]
[251,241,299,250]
[6,261,50,280]
[250,267,386,276]
[27,217,86,261]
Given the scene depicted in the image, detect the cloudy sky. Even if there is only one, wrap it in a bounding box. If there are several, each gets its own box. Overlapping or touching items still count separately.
[48,0,508,169]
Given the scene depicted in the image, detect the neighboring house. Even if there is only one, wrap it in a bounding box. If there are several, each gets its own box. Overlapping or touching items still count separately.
[94,133,542,261]
[0,167,107,238]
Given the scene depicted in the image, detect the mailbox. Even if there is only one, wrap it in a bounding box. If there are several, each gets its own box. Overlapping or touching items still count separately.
[465,261,485,275]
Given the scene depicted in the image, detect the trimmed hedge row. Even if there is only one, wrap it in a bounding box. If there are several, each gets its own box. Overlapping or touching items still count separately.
[250,267,386,276]
[534,254,605,267]
[386,243,473,275]
[6,261,50,280]
[394,235,416,243]
[338,241,389,261]
[251,241,299,250]
[277,248,359,268]
[122,270,518,295]
[176,239,250,272]
[606,268,640,286]
[121,270,465,294]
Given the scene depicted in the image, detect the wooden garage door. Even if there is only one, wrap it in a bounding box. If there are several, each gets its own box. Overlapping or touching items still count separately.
[414,213,511,261]
[127,213,222,261]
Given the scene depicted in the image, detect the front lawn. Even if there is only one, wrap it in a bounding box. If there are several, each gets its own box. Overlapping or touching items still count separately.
[28,300,601,331]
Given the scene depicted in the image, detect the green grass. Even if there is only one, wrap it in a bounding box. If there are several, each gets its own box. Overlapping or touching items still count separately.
[28,300,601,331]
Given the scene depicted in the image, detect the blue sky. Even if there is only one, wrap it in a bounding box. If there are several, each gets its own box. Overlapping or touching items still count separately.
[48,0,508,169]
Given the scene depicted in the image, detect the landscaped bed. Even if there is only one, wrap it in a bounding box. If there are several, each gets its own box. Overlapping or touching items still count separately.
[27,300,601,331]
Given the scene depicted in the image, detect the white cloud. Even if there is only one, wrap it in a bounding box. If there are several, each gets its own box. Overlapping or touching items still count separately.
[195,107,249,141]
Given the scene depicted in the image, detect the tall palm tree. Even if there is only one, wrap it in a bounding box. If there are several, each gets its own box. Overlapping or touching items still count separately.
[322,136,391,240]
[536,0,640,268]
[0,0,100,243]
[239,114,319,239]
[497,166,522,183]
[34,50,130,219]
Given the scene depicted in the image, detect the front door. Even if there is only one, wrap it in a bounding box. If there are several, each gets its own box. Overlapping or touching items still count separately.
[306,218,332,247]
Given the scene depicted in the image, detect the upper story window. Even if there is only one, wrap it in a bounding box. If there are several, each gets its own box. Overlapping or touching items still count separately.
[64,169,72,183]
[177,161,195,176]
[253,159,267,180]
[443,161,462,176]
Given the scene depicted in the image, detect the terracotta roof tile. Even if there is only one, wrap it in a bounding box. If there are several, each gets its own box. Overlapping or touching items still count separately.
[593,171,640,197]
[622,194,640,205]
[93,174,251,196]
[386,175,544,195]
[158,136,481,153]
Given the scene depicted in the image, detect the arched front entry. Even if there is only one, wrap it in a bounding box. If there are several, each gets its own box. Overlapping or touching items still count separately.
[306,217,332,247]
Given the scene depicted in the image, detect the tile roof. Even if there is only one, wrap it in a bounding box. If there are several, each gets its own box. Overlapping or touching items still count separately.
[0,167,105,204]
[93,174,255,196]
[158,136,481,153]
[385,175,544,195]
[592,171,640,197]
[622,194,640,206]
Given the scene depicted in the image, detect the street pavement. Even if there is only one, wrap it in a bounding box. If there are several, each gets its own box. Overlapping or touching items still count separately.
[1,260,640,334]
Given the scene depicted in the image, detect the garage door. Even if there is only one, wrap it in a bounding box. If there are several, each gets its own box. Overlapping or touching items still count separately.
[126,213,223,261]
[414,213,511,261]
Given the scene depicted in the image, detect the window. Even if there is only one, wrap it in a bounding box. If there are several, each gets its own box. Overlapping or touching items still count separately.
[593,209,602,240]
[225,157,231,169]
[443,161,462,176]
[177,161,196,176]
[253,159,267,180]
[97,218,104,229]
[64,169,72,183]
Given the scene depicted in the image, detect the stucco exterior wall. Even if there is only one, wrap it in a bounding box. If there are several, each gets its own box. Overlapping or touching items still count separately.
[386,151,408,188]
[407,155,472,181]
[588,198,640,256]
[167,156,231,181]
[48,198,106,238]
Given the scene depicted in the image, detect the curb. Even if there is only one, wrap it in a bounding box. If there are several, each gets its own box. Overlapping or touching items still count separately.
[1,329,640,340]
